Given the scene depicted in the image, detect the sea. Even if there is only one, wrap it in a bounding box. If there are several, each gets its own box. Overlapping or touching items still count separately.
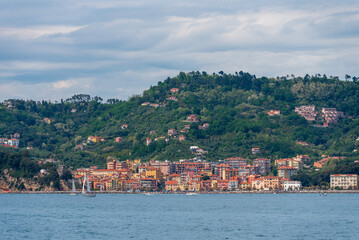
[1,193,358,240]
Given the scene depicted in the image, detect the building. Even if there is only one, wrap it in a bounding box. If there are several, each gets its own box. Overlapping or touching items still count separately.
[186,114,199,122]
[170,88,179,93]
[278,166,297,179]
[168,129,177,136]
[322,108,344,124]
[179,135,186,141]
[115,137,124,143]
[222,169,239,180]
[252,176,283,190]
[252,148,261,155]
[314,156,342,168]
[13,133,20,139]
[107,160,120,170]
[223,157,247,169]
[267,110,280,116]
[165,180,179,191]
[7,138,19,148]
[43,118,51,124]
[166,96,178,101]
[145,167,163,180]
[121,124,128,129]
[294,105,317,121]
[150,161,173,176]
[146,138,152,146]
[330,174,358,189]
[283,181,302,191]
[253,158,271,175]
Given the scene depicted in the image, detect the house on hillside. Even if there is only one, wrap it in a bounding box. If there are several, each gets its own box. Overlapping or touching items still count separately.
[168,129,177,136]
[251,148,261,155]
[13,133,20,139]
[43,118,51,124]
[267,110,280,116]
[179,135,186,141]
[170,88,179,94]
[7,138,20,148]
[186,114,199,122]
[166,97,178,101]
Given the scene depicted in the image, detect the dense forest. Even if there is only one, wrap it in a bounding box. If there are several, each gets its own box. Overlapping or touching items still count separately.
[0,71,359,186]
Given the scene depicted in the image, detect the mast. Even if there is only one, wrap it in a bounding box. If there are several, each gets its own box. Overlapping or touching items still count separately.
[72,179,76,192]
[82,175,86,194]
[86,173,91,193]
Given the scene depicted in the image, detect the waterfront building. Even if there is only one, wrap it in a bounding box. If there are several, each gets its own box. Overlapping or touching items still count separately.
[283,181,302,191]
[252,176,283,190]
[330,174,358,189]
[165,180,179,191]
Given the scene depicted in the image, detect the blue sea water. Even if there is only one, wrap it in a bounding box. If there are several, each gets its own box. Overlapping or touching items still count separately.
[0,193,358,240]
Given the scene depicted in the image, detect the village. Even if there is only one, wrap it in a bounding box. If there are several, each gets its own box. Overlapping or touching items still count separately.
[72,154,359,193]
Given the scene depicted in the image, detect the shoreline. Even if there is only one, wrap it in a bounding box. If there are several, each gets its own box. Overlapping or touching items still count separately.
[1,190,359,194]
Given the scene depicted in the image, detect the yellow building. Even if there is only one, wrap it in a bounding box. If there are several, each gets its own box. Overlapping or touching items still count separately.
[105,180,113,190]
[252,176,283,190]
[222,169,239,180]
[73,169,89,176]
[145,167,163,180]
[330,174,358,189]
[127,159,141,171]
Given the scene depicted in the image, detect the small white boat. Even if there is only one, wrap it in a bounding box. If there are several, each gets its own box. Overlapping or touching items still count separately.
[69,179,78,196]
[143,193,154,196]
[186,192,199,196]
[82,173,96,197]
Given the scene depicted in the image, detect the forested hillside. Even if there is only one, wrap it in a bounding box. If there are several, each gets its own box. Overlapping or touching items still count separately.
[1,71,359,170]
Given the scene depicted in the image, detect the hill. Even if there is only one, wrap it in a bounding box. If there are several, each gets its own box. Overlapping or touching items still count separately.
[0,71,359,171]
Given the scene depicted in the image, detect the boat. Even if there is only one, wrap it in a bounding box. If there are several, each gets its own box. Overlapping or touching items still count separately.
[320,193,327,196]
[82,173,96,197]
[186,192,199,196]
[69,179,78,196]
[143,193,154,196]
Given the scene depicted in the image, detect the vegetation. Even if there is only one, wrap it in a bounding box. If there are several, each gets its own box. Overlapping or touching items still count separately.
[1,71,359,186]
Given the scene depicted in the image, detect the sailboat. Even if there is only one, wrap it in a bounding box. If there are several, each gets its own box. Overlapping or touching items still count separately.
[82,173,96,197]
[69,179,78,196]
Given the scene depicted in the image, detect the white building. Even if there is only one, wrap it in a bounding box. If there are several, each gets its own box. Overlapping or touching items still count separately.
[7,138,19,147]
[283,181,302,191]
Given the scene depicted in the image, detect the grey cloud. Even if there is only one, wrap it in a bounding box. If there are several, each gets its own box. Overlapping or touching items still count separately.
[0,0,359,101]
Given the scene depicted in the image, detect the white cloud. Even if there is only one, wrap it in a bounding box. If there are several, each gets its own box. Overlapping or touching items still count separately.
[0,25,85,40]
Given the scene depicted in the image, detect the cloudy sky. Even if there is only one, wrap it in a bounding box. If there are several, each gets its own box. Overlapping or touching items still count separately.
[0,0,358,101]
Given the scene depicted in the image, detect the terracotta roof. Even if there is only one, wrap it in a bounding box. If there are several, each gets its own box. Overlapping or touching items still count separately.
[165,180,179,185]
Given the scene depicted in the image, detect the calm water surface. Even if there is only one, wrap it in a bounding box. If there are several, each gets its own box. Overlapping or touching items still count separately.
[0,193,358,240]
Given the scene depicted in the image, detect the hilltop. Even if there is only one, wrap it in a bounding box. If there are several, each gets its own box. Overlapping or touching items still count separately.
[0,71,359,170]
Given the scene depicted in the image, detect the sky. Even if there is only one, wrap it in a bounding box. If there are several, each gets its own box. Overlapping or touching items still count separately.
[0,0,358,101]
